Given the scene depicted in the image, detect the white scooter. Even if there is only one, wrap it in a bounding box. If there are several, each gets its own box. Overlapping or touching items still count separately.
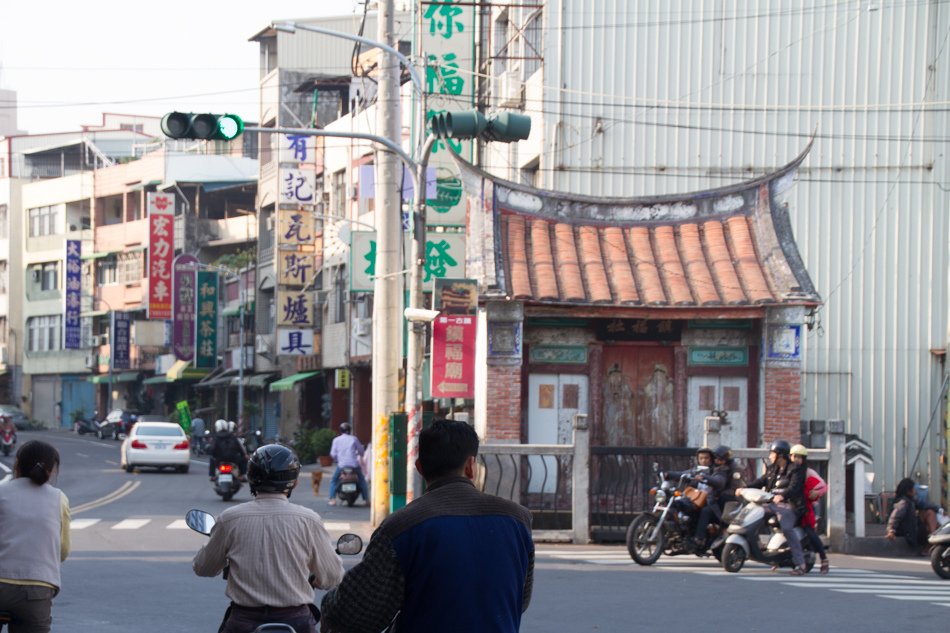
[720,487,816,573]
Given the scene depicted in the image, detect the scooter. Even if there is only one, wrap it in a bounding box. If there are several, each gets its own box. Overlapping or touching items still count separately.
[185,509,364,632]
[929,514,950,579]
[212,461,242,501]
[0,428,15,457]
[336,467,361,507]
[719,487,816,573]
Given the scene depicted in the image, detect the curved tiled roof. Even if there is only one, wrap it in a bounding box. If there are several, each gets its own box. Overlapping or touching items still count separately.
[456,143,821,311]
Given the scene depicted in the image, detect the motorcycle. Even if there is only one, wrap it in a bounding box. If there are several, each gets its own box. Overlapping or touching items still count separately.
[336,466,361,507]
[929,514,950,579]
[185,509,364,633]
[626,468,727,565]
[719,487,816,573]
[213,461,242,501]
[0,428,14,457]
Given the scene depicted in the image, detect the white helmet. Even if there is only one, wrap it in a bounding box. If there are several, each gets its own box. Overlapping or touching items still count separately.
[214,419,228,432]
[227,421,236,433]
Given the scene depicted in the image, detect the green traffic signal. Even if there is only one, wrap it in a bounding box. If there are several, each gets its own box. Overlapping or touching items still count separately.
[429,109,531,143]
[161,112,244,141]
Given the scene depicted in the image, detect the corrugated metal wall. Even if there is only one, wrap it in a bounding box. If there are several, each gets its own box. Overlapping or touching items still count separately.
[499,0,950,491]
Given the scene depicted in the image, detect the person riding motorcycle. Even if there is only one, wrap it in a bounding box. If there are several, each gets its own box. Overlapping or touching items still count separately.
[209,419,248,481]
[737,439,808,575]
[692,444,735,547]
[193,444,344,633]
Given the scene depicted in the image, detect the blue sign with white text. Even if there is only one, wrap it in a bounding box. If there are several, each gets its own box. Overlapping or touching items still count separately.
[64,240,82,349]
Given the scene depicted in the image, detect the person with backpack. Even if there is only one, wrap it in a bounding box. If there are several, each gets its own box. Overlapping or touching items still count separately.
[790,444,830,574]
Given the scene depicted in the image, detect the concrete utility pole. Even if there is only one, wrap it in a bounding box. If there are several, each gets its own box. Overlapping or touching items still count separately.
[372,0,402,526]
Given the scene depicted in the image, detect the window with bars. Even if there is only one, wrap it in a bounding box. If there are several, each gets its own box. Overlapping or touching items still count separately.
[118,251,144,284]
[97,257,118,285]
[27,315,61,352]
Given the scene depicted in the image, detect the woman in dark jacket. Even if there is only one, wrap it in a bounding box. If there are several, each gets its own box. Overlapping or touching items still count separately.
[886,477,928,554]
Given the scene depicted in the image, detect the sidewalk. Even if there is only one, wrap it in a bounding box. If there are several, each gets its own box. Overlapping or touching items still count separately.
[838,521,928,557]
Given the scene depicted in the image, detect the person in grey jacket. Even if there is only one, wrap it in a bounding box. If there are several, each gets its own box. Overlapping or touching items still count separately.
[0,440,70,633]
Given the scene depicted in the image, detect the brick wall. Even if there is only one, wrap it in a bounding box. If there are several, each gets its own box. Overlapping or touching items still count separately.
[763,365,801,442]
[485,364,523,442]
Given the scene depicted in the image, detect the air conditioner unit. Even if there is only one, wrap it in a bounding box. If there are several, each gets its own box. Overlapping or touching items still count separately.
[496,70,524,108]
[84,353,96,369]
[356,318,372,337]
[90,335,103,347]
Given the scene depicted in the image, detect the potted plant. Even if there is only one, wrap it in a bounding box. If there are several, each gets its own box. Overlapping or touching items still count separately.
[313,428,337,467]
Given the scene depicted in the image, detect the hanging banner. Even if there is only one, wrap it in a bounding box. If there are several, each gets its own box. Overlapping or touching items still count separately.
[111,311,131,370]
[350,231,465,291]
[64,239,82,349]
[420,0,476,226]
[172,254,198,361]
[433,278,478,316]
[430,314,476,399]
[194,270,219,369]
[147,192,175,319]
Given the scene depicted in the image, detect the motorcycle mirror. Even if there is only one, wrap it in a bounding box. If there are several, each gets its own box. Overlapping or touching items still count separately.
[185,509,216,535]
[336,533,363,555]
[652,462,659,473]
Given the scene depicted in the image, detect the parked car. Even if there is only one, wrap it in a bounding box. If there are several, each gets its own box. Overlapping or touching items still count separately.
[120,422,190,473]
[0,405,33,431]
[99,409,140,440]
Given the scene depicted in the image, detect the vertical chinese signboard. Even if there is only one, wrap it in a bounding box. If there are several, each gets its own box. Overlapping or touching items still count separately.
[147,192,175,320]
[194,270,218,369]
[172,254,198,361]
[431,314,476,398]
[111,311,131,370]
[420,0,475,227]
[277,209,316,355]
[63,240,82,349]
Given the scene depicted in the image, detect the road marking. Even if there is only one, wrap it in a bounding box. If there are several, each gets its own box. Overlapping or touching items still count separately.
[166,519,189,529]
[112,519,150,530]
[324,522,352,531]
[72,481,141,515]
[70,519,101,530]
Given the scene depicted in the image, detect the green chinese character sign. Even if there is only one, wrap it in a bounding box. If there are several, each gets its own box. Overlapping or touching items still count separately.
[194,270,218,369]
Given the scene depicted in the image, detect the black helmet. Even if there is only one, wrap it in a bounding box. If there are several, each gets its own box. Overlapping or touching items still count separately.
[248,444,301,495]
[769,440,791,457]
[696,447,713,458]
[713,445,732,460]
[339,422,351,434]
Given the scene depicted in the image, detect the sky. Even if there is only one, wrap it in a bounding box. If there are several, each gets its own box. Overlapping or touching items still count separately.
[0,1,361,135]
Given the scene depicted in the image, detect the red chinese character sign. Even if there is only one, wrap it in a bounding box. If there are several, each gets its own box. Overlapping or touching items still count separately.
[147,192,175,319]
[430,314,476,398]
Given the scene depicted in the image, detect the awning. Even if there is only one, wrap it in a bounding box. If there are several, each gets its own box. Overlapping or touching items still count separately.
[86,372,140,384]
[80,251,116,260]
[221,303,242,316]
[201,181,255,193]
[235,373,278,389]
[142,375,170,385]
[269,371,321,392]
[196,369,239,389]
[128,179,162,191]
[80,309,109,318]
[166,360,191,380]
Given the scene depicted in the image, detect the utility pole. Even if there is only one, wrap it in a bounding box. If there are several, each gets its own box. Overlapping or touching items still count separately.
[372,0,401,525]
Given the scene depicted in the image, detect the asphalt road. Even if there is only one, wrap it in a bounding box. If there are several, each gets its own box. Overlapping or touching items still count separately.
[3,430,948,633]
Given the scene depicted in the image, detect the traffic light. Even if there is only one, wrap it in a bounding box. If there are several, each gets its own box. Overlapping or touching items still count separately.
[160,112,244,141]
[429,109,531,143]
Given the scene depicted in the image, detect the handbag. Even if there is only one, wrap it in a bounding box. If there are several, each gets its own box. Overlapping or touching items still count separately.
[683,486,708,508]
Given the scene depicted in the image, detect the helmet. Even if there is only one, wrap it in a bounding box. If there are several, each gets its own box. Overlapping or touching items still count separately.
[790,444,808,457]
[339,422,351,434]
[696,447,713,458]
[214,419,228,433]
[248,444,301,495]
[227,421,236,433]
[769,439,791,457]
[713,445,732,460]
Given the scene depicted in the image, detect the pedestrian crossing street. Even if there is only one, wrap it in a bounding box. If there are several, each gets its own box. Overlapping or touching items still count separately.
[71,518,353,531]
[535,549,950,609]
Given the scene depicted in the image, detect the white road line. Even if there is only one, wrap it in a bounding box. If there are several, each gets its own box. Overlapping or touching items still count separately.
[112,519,150,530]
[324,522,352,531]
[70,519,101,530]
[740,577,946,586]
[832,588,950,594]
[166,519,189,529]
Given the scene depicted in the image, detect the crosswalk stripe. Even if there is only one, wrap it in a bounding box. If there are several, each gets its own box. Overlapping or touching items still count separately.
[323,522,352,531]
[166,519,189,530]
[112,519,150,530]
[70,519,101,530]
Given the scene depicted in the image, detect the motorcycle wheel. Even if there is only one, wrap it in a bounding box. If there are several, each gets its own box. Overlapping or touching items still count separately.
[222,492,234,501]
[932,545,950,579]
[345,496,356,507]
[626,514,664,565]
[721,543,746,573]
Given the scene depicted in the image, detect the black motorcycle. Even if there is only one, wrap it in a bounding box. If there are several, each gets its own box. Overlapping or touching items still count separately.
[626,469,727,565]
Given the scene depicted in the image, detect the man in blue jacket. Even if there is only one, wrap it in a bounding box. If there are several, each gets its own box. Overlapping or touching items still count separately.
[320,419,535,633]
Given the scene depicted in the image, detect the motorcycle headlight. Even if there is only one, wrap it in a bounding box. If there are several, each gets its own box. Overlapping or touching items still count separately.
[655,489,667,503]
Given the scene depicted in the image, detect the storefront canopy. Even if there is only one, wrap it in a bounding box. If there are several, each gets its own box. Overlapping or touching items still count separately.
[269,371,321,392]
[86,372,140,384]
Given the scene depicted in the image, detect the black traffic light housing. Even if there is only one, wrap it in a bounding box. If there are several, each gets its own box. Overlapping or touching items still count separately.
[161,112,244,141]
[429,109,531,143]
